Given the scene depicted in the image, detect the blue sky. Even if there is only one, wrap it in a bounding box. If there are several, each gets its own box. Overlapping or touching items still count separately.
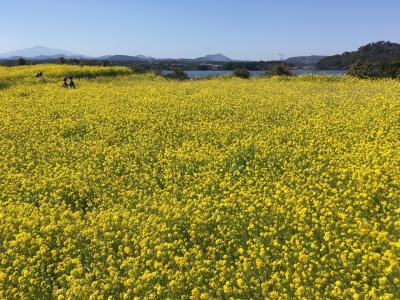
[1,0,399,60]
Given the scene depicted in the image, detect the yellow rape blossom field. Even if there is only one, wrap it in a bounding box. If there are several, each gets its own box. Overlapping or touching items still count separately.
[0,65,399,299]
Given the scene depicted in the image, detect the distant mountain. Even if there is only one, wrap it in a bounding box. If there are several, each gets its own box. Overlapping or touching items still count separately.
[284,55,326,66]
[194,53,233,62]
[0,46,85,59]
[317,41,400,69]
[100,53,233,63]
[100,55,156,62]
[0,46,234,62]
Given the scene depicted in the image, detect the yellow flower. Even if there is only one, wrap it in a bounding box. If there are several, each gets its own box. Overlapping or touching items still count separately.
[256,258,264,269]
[0,65,399,298]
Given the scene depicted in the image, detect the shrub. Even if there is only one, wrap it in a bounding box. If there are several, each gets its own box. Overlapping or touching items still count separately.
[164,70,189,80]
[267,63,292,76]
[233,68,251,79]
[129,64,147,74]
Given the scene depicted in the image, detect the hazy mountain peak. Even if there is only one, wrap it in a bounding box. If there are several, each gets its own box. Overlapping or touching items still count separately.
[0,46,84,59]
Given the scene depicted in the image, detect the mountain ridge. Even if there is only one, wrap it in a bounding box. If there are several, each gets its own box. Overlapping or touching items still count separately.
[0,46,330,65]
[98,55,157,62]
[0,46,236,62]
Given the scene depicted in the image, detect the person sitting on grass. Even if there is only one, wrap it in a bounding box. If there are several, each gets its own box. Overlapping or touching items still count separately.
[62,77,68,88]
[69,77,76,89]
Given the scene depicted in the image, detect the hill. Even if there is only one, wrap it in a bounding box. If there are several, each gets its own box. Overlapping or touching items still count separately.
[194,53,232,62]
[317,41,400,69]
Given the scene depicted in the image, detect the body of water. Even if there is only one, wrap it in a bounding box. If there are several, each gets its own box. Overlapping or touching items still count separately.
[163,69,347,79]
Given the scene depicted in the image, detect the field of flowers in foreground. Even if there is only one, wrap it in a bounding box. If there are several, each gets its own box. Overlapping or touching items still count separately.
[0,66,399,299]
